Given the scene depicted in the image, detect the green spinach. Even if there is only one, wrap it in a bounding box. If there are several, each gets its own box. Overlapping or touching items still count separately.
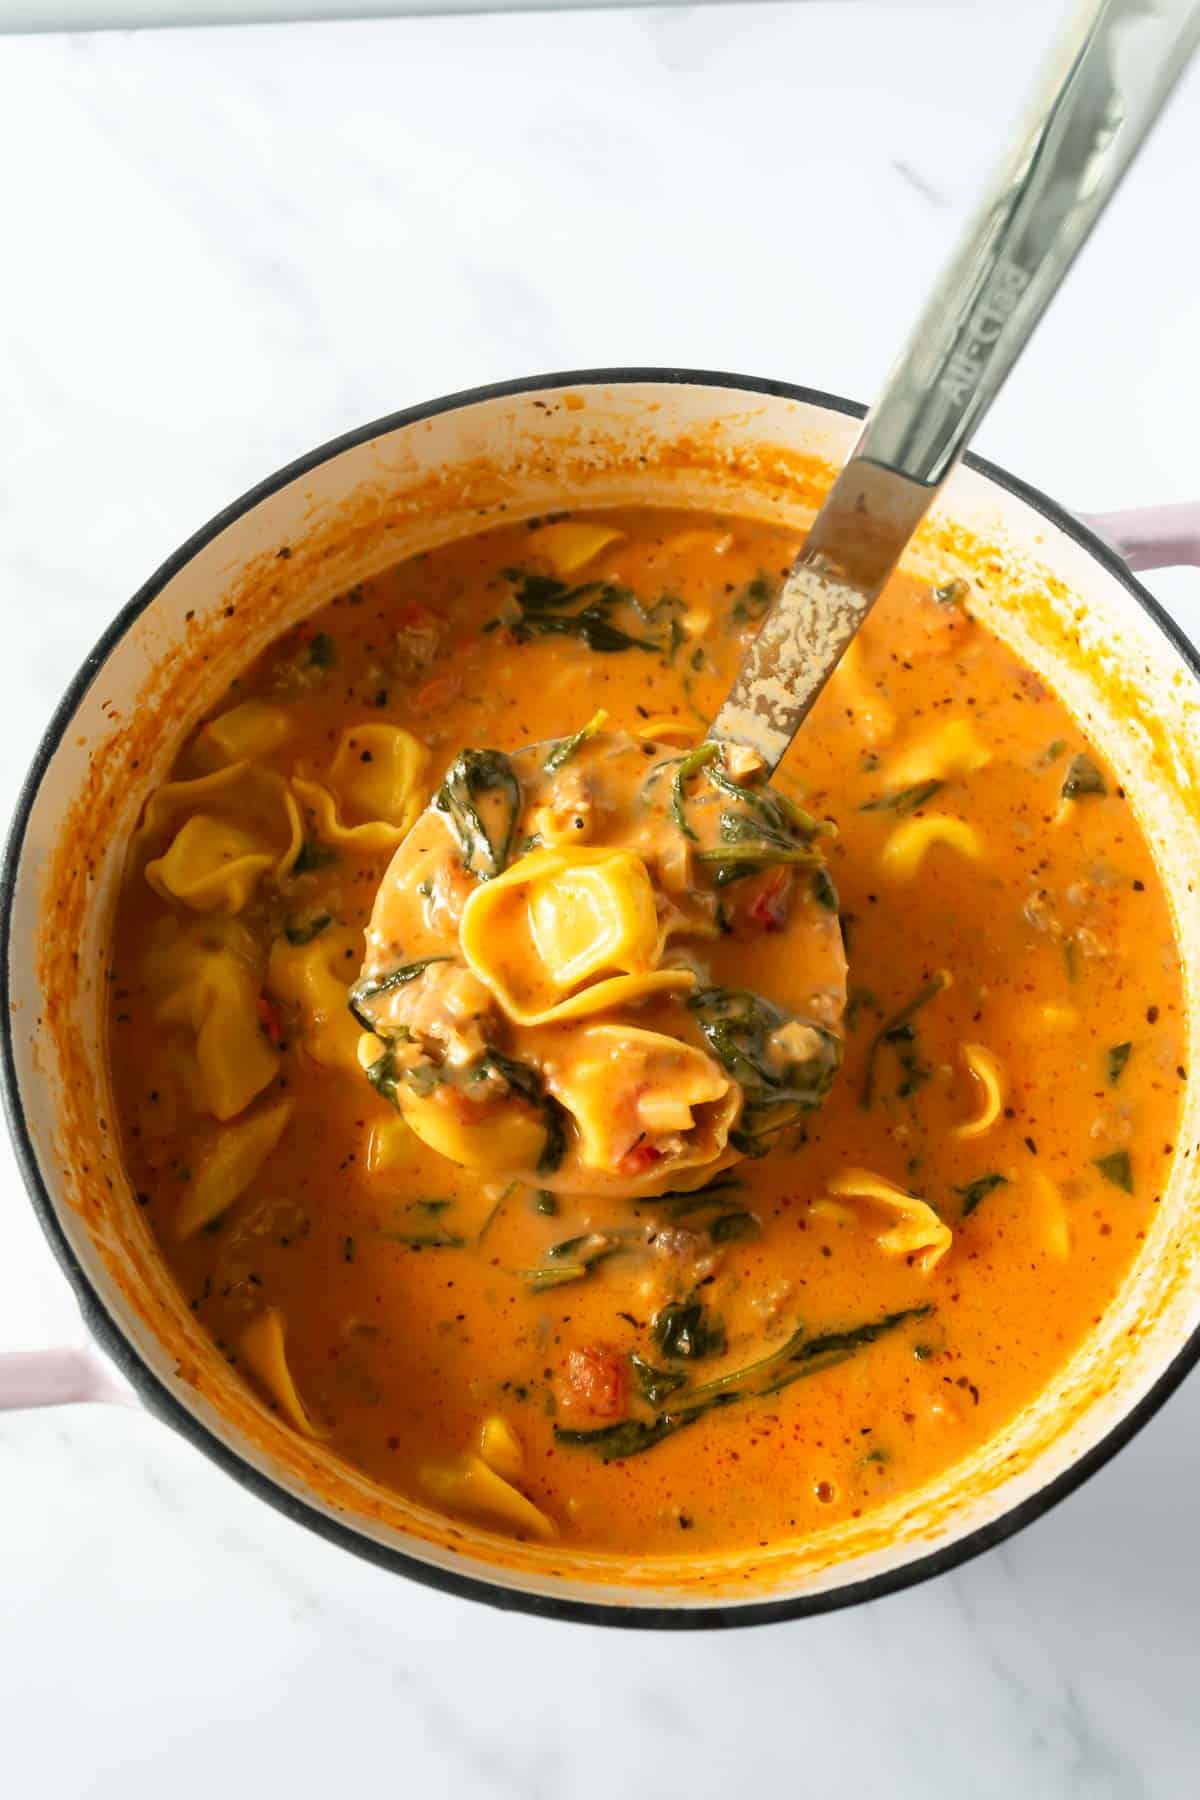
[348,957,451,1031]
[652,1297,727,1361]
[1095,1149,1133,1193]
[292,839,337,875]
[955,1172,1009,1218]
[434,748,521,879]
[709,1210,761,1245]
[542,711,606,775]
[1062,753,1107,800]
[689,986,842,1150]
[285,912,332,946]
[861,972,950,1108]
[471,1051,569,1175]
[629,1355,688,1407]
[695,761,824,885]
[503,571,666,655]
[860,779,944,815]
[522,1232,623,1291]
[670,743,718,840]
[811,865,840,911]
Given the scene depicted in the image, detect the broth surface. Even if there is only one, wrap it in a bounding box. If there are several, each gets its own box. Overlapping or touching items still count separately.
[108,508,1185,1555]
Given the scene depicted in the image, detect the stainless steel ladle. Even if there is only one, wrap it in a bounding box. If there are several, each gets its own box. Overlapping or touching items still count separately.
[709,0,1200,773]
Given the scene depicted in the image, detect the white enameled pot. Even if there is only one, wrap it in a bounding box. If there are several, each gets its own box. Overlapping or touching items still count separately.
[4,371,1200,1628]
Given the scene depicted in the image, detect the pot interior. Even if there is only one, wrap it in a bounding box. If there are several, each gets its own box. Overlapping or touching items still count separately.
[8,375,1200,1616]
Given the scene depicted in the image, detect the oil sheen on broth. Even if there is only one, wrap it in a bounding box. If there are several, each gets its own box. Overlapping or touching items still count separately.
[108,509,1186,1555]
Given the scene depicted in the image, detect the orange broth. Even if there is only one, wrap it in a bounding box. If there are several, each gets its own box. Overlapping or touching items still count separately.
[107,508,1185,1555]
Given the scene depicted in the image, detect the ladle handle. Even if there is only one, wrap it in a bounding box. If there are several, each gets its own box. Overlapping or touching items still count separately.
[858,0,1200,491]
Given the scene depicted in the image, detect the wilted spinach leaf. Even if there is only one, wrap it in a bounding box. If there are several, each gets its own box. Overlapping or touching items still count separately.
[435,748,521,879]
[1095,1150,1133,1193]
[348,957,451,1031]
[652,1297,727,1361]
[1062,753,1107,800]
[955,1173,1009,1218]
[689,986,842,1149]
[629,1354,688,1407]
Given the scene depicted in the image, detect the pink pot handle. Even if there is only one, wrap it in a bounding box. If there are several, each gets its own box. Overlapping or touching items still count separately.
[1081,503,1200,572]
[0,1346,133,1411]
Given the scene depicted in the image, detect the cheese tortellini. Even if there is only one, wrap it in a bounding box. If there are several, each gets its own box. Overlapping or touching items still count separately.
[293,724,429,853]
[239,1304,325,1437]
[823,1167,952,1271]
[138,763,303,914]
[525,519,623,577]
[886,718,991,787]
[176,1098,294,1239]
[268,924,363,1072]
[196,699,296,769]
[420,1411,556,1541]
[547,1023,738,1181]
[129,710,439,1139]
[143,917,279,1120]
[881,815,983,879]
[460,846,693,1025]
[954,1041,1005,1140]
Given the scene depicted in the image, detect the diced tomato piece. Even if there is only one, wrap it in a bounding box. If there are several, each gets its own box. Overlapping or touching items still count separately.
[257,993,284,1049]
[620,1140,664,1176]
[564,1345,629,1419]
[737,867,791,936]
[744,867,791,928]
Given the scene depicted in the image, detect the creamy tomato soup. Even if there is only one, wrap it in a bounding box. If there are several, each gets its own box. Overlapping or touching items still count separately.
[108,509,1185,1555]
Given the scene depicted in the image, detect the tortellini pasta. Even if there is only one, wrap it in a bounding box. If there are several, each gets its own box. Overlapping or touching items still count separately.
[175,1097,293,1239]
[195,699,296,768]
[547,1023,738,1179]
[267,924,363,1071]
[239,1305,325,1437]
[478,1414,524,1483]
[420,1413,555,1540]
[138,763,302,914]
[293,724,429,852]
[832,637,895,747]
[355,1017,553,1172]
[824,1168,952,1271]
[460,846,693,1026]
[880,815,983,879]
[525,518,623,576]
[634,716,698,748]
[886,718,991,787]
[954,1042,1005,1140]
[144,917,279,1120]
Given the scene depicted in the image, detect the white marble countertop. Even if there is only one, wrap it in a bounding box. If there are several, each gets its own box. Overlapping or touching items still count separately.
[3,4,1200,1793]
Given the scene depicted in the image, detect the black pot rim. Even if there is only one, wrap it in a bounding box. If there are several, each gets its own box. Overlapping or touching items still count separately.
[4,365,1199,1631]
